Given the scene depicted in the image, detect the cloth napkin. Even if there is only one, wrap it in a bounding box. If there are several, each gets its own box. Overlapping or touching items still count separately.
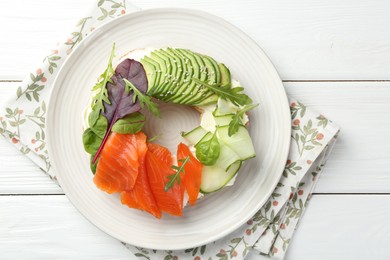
[0,1,340,259]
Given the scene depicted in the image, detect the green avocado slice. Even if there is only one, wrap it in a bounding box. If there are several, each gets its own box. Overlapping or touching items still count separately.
[159,47,187,101]
[171,49,200,104]
[218,63,231,87]
[148,51,171,96]
[155,49,177,97]
[140,56,161,95]
[164,49,194,103]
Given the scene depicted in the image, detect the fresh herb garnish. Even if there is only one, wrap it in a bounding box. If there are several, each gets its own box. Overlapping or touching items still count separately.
[228,103,259,136]
[124,79,160,117]
[88,44,116,128]
[82,128,103,155]
[90,115,108,139]
[195,130,220,165]
[192,78,252,107]
[164,156,190,192]
[111,112,145,134]
[90,155,98,174]
[91,58,149,164]
[147,134,162,143]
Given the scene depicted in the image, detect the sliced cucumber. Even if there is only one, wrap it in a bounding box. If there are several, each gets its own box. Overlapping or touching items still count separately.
[181,126,208,146]
[214,142,241,171]
[214,97,240,116]
[217,125,256,161]
[200,161,241,193]
[195,131,213,146]
[214,114,247,127]
[214,114,234,126]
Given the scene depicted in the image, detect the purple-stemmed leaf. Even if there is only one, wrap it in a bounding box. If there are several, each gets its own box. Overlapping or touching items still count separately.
[92,59,148,163]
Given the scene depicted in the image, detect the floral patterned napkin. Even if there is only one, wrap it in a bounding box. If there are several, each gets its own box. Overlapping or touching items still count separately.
[0,1,340,259]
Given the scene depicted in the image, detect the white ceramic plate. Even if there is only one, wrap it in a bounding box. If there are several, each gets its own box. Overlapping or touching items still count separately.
[47,8,290,250]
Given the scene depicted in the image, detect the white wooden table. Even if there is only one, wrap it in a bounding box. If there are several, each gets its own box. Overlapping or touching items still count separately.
[1,0,390,259]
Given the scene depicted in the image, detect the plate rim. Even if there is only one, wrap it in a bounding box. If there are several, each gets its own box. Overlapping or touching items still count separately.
[46,7,291,250]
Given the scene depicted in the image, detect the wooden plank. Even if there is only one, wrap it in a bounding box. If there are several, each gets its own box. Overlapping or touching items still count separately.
[1,194,389,259]
[1,81,390,193]
[0,195,135,259]
[285,195,390,259]
[2,0,390,80]
[0,0,92,79]
[0,137,62,194]
[284,82,390,193]
[247,195,390,259]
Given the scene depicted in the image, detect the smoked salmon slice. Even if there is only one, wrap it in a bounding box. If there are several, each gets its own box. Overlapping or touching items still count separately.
[147,143,172,167]
[121,132,162,218]
[146,145,184,217]
[93,132,140,194]
[177,143,203,205]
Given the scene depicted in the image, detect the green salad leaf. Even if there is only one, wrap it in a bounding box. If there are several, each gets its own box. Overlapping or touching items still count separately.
[88,44,116,128]
[90,115,107,139]
[111,112,145,134]
[82,128,103,155]
[164,156,190,192]
[90,156,98,174]
[124,79,160,117]
[192,78,252,107]
[195,130,220,165]
[228,103,258,136]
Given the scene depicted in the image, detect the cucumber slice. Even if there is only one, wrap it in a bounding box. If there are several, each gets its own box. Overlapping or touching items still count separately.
[214,142,241,171]
[214,97,240,116]
[195,131,213,146]
[181,126,208,145]
[216,125,256,161]
[200,161,241,193]
[214,114,248,127]
[214,114,234,126]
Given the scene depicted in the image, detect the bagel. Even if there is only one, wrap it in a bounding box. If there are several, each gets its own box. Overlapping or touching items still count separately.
[82,46,257,218]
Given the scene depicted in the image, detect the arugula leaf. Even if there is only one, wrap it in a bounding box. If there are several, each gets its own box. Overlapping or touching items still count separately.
[192,78,252,107]
[124,79,160,117]
[89,44,116,128]
[82,128,103,155]
[112,112,145,134]
[228,103,259,136]
[147,134,162,143]
[195,131,220,165]
[92,58,149,164]
[164,156,190,192]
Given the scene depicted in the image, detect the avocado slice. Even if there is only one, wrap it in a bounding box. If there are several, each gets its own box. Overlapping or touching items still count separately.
[140,56,161,95]
[171,49,200,104]
[140,58,157,93]
[156,49,177,94]
[152,49,181,100]
[181,49,213,105]
[158,48,187,102]
[142,48,228,106]
[195,93,219,106]
[183,52,213,105]
[201,54,220,85]
[218,63,231,87]
[155,49,180,101]
[149,51,171,96]
[184,54,223,105]
[164,49,194,103]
